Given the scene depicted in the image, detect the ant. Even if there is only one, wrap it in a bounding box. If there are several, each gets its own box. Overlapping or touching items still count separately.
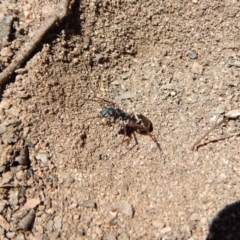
[83,97,161,151]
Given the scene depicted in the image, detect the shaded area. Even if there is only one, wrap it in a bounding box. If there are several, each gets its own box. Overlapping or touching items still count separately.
[206,201,240,240]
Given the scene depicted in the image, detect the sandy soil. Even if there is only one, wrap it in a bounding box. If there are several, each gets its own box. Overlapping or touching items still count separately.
[1,0,240,239]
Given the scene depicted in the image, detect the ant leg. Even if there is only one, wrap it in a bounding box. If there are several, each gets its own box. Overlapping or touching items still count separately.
[121,122,127,145]
[82,116,100,123]
[95,97,118,108]
[127,122,161,151]
[133,132,138,145]
[80,97,118,108]
[145,130,161,151]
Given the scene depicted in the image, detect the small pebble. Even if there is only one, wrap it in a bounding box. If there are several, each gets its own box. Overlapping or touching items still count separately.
[122,183,129,191]
[188,50,198,59]
[83,36,90,49]
[16,232,25,240]
[6,232,15,239]
[152,220,165,229]
[83,200,96,208]
[160,227,172,234]
[189,213,200,221]
[161,49,168,56]
[0,47,13,57]
[95,226,102,235]
[95,54,104,61]
[111,202,134,217]
[120,71,132,80]
[35,152,49,166]
[18,210,35,230]
[5,107,20,117]
[15,68,28,74]
[0,99,11,109]
[53,216,62,230]
[68,203,78,210]
[104,233,117,240]
[225,109,240,119]
[118,232,130,240]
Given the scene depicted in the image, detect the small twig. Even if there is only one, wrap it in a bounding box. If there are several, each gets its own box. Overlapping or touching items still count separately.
[0,0,73,91]
[191,117,228,151]
[192,109,240,151]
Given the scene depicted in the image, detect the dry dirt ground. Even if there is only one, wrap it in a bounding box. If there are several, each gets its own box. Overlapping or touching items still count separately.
[1,0,240,239]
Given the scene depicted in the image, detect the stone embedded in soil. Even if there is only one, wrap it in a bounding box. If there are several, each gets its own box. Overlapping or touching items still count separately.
[2,129,18,144]
[83,200,96,208]
[104,233,117,240]
[23,198,41,209]
[15,232,25,240]
[188,50,198,60]
[45,220,54,232]
[9,188,19,205]
[111,202,134,217]
[152,219,165,229]
[18,210,35,230]
[35,151,49,166]
[190,213,201,221]
[118,232,130,240]
[54,216,62,230]
[68,202,78,210]
[120,71,132,80]
[0,15,14,46]
[160,226,172,235]
[0,99,11,109]
[6,231,15,239]
[83,36,90,49]
[0,47,13,57]
[5,107,20,117]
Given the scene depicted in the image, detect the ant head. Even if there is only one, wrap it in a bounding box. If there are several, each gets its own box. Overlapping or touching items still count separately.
[100,106,115,118]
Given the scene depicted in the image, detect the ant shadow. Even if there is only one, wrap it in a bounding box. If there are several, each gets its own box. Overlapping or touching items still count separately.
[206,200,240,240]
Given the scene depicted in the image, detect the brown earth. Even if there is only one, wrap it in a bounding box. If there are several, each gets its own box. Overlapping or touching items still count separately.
[1,0,240,239]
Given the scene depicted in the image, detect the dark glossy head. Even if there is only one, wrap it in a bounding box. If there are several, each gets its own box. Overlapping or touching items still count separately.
[100,106,129,120]
[100,106,116,118]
